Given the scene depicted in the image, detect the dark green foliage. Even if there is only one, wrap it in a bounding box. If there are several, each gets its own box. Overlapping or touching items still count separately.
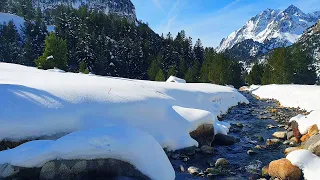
[35,32,68,70]
[247,63,264,85]
[155,69,165,81]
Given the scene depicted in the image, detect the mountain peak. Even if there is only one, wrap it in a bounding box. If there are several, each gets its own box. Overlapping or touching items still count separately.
[283,5,304,15]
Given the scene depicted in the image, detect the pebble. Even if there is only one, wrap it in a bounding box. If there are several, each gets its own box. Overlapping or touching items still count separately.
[215,158,229,167]
[187,166,199,175]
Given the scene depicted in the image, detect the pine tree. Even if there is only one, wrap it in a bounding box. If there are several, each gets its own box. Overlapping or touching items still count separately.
[0,21,23,64]
[247,63,264,85]
[155,69,165,81]
[35,32,68,70]
[168,66,176,77]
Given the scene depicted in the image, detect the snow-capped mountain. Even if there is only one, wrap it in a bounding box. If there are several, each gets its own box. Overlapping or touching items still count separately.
[217,5,320,53]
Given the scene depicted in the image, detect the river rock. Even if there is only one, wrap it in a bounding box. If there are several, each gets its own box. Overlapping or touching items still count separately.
[214,134,239,145]
[261,166,269,177]
[0,164,19,178]
[40,161,56,180]
[308,124,319,136]
[284,147,301,155]
[266,139,281,146]
[188,166,199,175]
[272,131,287,139]
[190,124,214,146]
[291,121,302,141]
[200,145,214,154]
[268,158,301,180]
[287,131,294,140]
[215,158,229,167]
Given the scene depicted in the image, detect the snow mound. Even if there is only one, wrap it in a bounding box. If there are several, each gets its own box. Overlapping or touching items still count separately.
[0,126,175,180]
[287,150,320,180]
[166,76,186,83]
[0,62,248,151]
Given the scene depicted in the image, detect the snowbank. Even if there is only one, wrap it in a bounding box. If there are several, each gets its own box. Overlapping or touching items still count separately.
[287,150,320,180]
[248,84,320,111]
[247,84,320,134]
[0,62,248,150]
[0,126,175,180]
[166,76,186,83]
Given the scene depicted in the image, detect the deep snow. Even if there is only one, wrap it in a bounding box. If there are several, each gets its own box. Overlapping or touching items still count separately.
[0,62,248,151]
[0,126,175,180]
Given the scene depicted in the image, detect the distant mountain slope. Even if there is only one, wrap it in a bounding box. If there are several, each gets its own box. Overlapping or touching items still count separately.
[1,0,136,21]
[217,5,320,57]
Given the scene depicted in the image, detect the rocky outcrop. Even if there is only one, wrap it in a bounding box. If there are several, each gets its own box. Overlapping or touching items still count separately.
[0,159,150,180]
[268,158,301,180]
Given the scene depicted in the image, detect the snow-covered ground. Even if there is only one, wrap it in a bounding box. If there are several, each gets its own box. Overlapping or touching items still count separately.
[246,84,320,180]
[0,62,248,151]
[0,126,175,180]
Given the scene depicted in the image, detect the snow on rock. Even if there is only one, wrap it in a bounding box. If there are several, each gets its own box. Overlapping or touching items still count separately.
[290,111,320,135]
[0,62,248,151]
[286,150,320,180]
[0,126,175,180]
[166,76,186,83]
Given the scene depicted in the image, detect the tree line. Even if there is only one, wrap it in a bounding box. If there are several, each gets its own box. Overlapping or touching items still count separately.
[0,4,244,87]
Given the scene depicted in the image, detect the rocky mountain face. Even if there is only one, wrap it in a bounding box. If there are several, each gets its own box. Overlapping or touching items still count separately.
[218,5,320,61]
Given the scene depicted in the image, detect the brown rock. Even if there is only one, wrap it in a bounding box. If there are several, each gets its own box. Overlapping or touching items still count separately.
[301,134,311,142]
[290,137,300,143]
[308,124,319,137]
[291,121,302,141]
[268,158,301,180]
[266,139,281,146]
[190,124,214,146]
[272,131,287,139]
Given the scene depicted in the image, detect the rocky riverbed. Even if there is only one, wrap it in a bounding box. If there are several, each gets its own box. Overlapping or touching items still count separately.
[171,91,307,180]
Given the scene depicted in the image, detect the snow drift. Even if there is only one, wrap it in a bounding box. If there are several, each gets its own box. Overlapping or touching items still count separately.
[0,126,175,180]
[0,62,248,151]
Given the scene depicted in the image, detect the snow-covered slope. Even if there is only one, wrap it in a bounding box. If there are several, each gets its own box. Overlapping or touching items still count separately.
[217,5,320,53]
[0,62,248,151]
[0,126,175,180]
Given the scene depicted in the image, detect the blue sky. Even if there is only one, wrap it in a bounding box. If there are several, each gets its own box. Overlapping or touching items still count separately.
[131,0,320,47]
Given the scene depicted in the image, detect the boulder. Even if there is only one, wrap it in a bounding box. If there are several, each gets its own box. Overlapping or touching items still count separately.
[40,161,56,180]
[308,140,320,156]
[200,145,214,154]
[0,164,19,178]
[190,124,214,146]
[291,121,301,141]
[268,158,301,180]
[304,134,320,149]
[214,134,239,146]
[308,124,319,136]
[272,131,287,139]
[300,134,311,142]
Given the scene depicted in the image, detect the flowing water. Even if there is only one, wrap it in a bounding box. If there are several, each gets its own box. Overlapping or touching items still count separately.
[173,92,300,180]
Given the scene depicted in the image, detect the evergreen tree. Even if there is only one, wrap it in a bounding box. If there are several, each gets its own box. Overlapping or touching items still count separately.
[155,69,165,81]
[247,63,264,85]
[291,48,317,84]
[167,66,176,77]
[0,21,23,64]
[35,32,68,70]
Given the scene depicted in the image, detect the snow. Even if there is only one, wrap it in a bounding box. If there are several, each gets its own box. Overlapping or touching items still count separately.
[0,126,175,180]
[286,150,320,180]
[166,76,186,83]
[290,111,320,134]
[0,62,248,151]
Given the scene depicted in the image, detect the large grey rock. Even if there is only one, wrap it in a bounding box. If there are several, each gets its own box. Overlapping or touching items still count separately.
[0,164,19,178]
[40,161,56,180]
[190,124,214,146]
[272,131,287,139]
[308,141,320,156]
[304,134,320,149]
[287,131,294,140]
